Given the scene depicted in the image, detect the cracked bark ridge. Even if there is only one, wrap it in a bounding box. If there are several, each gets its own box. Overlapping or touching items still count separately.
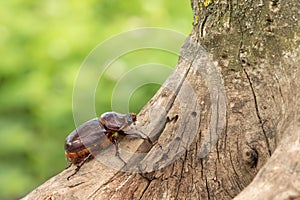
[23,0,299,199]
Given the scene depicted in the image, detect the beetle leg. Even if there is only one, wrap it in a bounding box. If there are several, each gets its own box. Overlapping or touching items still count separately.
[67,153,93,180]
[65,162,72,169]
[116,124,127,133]
[124,129,152,144]
[112,137,126,165]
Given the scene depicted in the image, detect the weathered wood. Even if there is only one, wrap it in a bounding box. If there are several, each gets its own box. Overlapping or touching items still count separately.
[23,0,300,199]
[235,124,300,200]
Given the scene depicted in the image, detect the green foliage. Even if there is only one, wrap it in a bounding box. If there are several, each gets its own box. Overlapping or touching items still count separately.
[0,0,191,199]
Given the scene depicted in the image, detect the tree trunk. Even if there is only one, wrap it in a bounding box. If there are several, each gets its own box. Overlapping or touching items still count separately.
[23,0,300,199]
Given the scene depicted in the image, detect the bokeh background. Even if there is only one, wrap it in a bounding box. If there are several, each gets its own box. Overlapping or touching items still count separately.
[0,1,191,199]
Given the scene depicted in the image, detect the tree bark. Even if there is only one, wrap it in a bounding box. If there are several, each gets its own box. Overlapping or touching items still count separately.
[23,0,300,199]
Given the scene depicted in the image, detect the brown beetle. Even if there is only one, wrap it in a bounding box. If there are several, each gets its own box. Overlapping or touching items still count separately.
[65,112,145,180]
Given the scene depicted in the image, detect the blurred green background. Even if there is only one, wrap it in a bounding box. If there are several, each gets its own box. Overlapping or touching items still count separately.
[0,0,191,199]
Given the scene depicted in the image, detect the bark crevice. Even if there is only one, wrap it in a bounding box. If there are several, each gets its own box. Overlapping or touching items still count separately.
[243,68,272,156]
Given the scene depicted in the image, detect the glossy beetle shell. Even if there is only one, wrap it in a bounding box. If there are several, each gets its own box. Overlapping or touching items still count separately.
[65,118,111,164]
[64,112,141,180]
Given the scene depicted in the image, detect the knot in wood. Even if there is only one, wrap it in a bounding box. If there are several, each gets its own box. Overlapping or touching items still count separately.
[242,146,258,168]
